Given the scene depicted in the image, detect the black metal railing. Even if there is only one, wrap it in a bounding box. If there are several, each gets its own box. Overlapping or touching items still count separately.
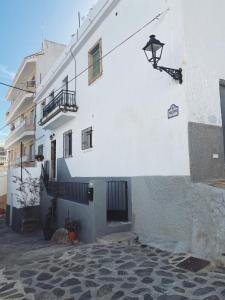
[42,176,89,205]
[42,90,78,119]
[107,181,128,222]
[41,163,49,185]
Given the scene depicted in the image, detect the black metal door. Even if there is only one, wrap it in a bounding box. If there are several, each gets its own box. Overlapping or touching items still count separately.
[107,181,128,222]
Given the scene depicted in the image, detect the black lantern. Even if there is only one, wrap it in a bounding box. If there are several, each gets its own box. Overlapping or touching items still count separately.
[143,35,183,84]
[49,133,55,141]
[143,35,164,68]
[35,154,44,162]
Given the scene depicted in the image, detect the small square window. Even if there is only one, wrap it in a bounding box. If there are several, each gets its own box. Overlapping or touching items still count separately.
[63,130,72,158]
[88,39,102,85]
[82,127,93,150]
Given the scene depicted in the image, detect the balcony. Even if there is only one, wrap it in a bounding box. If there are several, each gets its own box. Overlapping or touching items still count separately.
[5,121,35,149]
[6,92,34,123]
[40,90,78,130]
[10,155,35,168]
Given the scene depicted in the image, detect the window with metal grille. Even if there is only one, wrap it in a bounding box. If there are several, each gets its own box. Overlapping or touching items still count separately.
[38,144,43,155]
[82,127,93,150]
[88,39,102,84]
[63,130,72,157]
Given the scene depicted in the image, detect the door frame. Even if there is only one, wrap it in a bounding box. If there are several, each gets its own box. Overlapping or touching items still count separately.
[51,140,56,180]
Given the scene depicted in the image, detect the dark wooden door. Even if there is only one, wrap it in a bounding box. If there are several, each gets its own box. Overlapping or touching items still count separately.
[51,140,56,179]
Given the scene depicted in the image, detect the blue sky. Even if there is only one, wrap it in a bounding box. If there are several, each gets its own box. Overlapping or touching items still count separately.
[0,0,96,145]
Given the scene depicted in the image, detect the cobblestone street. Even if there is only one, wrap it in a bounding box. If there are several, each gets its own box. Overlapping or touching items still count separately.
[0,223,225,300]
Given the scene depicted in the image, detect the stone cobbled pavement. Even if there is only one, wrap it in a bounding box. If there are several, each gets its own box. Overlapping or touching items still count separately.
[0,224,225,299]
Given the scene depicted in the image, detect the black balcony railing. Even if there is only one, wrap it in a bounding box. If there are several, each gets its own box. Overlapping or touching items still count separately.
[42,90,78,122]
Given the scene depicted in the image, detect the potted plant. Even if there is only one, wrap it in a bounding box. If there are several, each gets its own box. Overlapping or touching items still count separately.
[35,154,44,162]
[65,217,80,241]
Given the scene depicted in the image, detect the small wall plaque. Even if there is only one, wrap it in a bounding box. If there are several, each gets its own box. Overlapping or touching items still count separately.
[168,104,179,119]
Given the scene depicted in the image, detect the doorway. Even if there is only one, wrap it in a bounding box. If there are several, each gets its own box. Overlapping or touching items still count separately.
[62,76,69,105]
[107,181,128,222]
[51,140,56,180]
[62,76,68,92]
[219,81,225,158]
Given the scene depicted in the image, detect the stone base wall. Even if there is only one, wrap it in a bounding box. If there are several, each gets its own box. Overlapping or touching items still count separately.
[5,205,40,233]
[131,176,225,260]
[44,158,225,259]
[188,122,225,182]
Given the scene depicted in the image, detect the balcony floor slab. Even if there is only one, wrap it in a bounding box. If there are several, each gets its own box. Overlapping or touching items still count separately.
[42,111,76,130]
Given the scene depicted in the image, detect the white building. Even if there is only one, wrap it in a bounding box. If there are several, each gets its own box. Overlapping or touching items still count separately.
[5,40,65,231]
[36,0,225,259]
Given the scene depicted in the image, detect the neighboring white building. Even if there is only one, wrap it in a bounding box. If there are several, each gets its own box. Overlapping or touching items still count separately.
[0,147,7,210]
[34,0,225,259]
[0,147,7,167]
[5,40,65,231]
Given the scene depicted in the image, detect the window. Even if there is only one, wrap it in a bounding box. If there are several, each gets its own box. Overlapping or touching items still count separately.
[41,100,46,119]
[82,127,93,150]
[30,109,35,124]
[29,144,35,160]
[23,145,26,156]
[62,76,68,91]
[62,76,69,103]
[38,144,43,155]
[63,130,72,157]
[27,76,36,88]
[88,39,102,84]
[49,90,54,101]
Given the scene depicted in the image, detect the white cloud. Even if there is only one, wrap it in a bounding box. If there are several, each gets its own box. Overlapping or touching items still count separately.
[0,65,15,80]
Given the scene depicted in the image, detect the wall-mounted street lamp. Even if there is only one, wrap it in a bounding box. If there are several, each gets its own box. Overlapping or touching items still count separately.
[49,133,55,141]
[143,35,183,84]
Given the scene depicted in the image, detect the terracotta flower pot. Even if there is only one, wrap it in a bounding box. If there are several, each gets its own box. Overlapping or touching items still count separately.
[68,231,77,241]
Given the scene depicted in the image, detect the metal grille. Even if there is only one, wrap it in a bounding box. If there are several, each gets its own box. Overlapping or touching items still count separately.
[107,181,128,222]
[46,180,89,205]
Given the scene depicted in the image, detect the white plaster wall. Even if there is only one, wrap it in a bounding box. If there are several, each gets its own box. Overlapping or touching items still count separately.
[182,0,225,125]
[36,40,65,89]
[36,0,190,178]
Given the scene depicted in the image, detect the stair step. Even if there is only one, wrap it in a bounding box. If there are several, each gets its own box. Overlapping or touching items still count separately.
[97,231,137,245]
